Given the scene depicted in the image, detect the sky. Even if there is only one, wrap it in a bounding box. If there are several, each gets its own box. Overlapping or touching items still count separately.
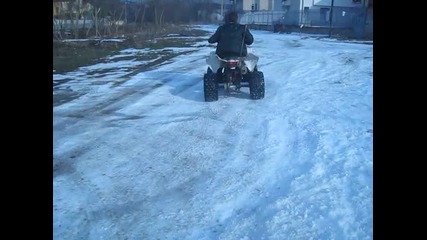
[53,25,373,240]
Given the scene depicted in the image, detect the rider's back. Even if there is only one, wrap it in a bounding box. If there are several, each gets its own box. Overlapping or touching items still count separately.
[208,11,254,59]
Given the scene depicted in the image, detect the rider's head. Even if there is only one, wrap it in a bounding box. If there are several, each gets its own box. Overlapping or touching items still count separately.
[226,11,238,23]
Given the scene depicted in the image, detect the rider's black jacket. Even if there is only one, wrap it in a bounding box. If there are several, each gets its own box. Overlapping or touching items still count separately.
[208,22,254,58]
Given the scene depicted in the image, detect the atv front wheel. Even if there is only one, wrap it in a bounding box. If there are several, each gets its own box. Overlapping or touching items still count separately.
[249,71,265,100]
[204,68,218,102]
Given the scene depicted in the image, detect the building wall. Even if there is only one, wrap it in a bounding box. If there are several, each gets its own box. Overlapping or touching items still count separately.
[242,0,271,11]
[243,0,252,10]
[274,0,291,10]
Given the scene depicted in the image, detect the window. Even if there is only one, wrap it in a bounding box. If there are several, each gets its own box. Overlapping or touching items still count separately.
[320,8,330,22]
[303,7,309,24]
[251,4,258,11]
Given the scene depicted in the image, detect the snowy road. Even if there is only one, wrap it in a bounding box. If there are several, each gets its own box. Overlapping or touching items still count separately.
[53,25,373,239]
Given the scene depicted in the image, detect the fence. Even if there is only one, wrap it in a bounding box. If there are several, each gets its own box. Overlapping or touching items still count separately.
[239,11,287,26]
[53,19,93,32]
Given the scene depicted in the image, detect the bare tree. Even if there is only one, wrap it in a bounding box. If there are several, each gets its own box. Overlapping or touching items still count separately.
[106,5,125,36]
[154,2,165,27]
[132,2,147,32]
[67,1,79,39]
[145,0,165,27]
[89,7,101,37]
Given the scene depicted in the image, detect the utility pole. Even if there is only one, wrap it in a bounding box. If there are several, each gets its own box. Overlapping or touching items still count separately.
[328,0,335,37]
[221,0,224,20]
[362,0,368,38]
[232,0,236,11]
[300,0,305,27]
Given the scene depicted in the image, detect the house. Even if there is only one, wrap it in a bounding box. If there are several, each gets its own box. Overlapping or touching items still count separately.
[293,0,369,28]
[53,0,74,17]
[53,0,95,37]
[53,0,93,18]
[239,0,368,25]
[239,0,372,38]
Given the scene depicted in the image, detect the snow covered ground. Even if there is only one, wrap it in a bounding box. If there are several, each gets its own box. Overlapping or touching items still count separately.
[53,25,373,240]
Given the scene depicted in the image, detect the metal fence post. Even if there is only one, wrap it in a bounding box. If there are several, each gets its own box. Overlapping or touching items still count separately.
[328,0,335,37]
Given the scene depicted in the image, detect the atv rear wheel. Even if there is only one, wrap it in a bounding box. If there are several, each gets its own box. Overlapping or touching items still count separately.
[204,67,219,102]
[249,71,265,100]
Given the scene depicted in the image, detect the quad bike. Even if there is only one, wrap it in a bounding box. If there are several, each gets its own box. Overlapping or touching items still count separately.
[203,52,265,102]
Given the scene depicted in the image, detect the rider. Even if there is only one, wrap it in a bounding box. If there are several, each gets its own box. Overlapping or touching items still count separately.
[208,11,254,59]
